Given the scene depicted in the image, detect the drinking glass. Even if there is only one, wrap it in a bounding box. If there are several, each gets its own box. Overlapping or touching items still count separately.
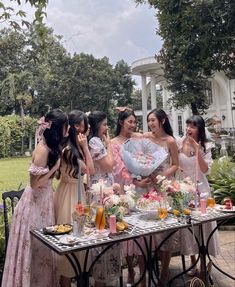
[207,197,216,208]
[84,205,92,227]
[95,206,106,232]
[158,206,168,225]
[207,197,216,213]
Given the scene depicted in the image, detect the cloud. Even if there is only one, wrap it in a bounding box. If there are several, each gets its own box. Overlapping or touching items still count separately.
[45,0,162,65]
[1,0,163,86]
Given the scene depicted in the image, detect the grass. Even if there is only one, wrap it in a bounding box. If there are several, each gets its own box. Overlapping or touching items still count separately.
[0,157,31,193]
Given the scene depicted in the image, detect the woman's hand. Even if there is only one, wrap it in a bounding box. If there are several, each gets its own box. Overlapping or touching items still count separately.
[185,136,200,152]
[77,133,88,149]
[133,177,152,188]
[102,130,111,147]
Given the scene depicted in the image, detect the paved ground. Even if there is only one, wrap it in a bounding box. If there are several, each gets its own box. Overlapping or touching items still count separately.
[121,230,235,287]
[75,230,234,287]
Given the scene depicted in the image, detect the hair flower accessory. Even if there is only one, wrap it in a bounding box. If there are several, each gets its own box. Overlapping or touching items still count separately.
[116,107,133,113]
[36,116,52,143]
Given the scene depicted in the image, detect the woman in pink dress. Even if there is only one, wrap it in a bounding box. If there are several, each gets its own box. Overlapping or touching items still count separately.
[111,108,150,287]
[2,109,69,287]
[145,109,179,284]
[177,115,220,275]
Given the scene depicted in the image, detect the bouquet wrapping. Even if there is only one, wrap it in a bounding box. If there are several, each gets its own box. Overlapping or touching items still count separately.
[121,138,168,178]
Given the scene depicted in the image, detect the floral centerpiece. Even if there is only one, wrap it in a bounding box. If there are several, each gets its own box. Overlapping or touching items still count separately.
[136,175,195,213]
[136,189,164,211]
[90,180,136,221]
[155,175,196,212]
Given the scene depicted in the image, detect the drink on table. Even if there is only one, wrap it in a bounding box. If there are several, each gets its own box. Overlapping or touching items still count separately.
[95,206,106,231]
[158,207,168,220]
[207,197,216,208]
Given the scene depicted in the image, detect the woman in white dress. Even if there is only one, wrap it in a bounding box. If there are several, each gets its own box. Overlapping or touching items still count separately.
[177,115,220,275]
[145,109,179,284]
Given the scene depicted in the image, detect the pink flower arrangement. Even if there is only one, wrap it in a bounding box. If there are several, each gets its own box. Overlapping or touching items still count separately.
[136,189,164,210]
[90,180,136,219]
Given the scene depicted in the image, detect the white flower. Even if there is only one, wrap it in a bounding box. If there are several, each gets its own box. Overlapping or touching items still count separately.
[156,175,166,183]
[110,194,120,205]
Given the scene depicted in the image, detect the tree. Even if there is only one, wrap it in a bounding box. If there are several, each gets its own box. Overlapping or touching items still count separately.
[0,27,135,118]
[112,60,135,107]
[0,0,47,41]
[135,0,235,114]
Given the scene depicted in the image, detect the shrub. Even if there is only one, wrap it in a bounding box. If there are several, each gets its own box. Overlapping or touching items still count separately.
[0,115,37,158]
[208,157,235,204]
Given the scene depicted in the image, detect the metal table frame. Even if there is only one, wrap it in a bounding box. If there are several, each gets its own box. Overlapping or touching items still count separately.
[30,211,235,287]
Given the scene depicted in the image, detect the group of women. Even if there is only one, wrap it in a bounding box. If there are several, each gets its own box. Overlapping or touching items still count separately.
[2,107,219,287]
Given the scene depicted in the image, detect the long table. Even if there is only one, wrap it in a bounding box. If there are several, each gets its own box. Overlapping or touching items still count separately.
[30,210,235,287]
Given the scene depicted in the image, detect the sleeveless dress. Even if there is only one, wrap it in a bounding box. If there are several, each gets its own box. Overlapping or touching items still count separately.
[2,163,57,287]
[54,157,86,278]
[152,143,179,252]
[177,139,220,256]
[88,137,121,283]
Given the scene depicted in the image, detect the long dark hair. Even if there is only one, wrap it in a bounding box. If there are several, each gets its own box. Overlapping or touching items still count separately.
[115,108,136,137]
[63,110,88,178]
[43,109,68,170]
[88,111,107,140]
[186,115,207,152]
[147,109,173,137]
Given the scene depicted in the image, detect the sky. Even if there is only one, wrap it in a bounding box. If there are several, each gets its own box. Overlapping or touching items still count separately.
[2,0,163,86]
[3,0,162,64]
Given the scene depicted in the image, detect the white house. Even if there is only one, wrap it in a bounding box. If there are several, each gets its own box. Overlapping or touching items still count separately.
[132,56,235,137]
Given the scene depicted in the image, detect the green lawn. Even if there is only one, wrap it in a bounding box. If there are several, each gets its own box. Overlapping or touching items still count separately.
[0,157,31,193]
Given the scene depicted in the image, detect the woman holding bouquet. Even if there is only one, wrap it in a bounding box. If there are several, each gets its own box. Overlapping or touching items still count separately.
[54,110,94,287]
[111,107,151,287]
[145,108,179,284]
[2,109,69,287]
[177,115,220,276]
[88,111,121,287]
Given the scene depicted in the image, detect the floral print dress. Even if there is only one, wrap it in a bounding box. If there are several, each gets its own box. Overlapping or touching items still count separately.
[88,137,121,284]
[2,163,57,287]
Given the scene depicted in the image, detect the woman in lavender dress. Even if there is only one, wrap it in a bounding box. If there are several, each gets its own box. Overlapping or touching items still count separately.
[2,109,69,287]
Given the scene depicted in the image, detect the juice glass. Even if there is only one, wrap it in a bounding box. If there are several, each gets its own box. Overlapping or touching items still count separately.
[95,206,106,231]
[207,197,216,208]
[158,207,168,225]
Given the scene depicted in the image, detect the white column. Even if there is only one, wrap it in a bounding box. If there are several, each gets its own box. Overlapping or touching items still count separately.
[150,75,156,109]
[141,74,148,132]
[172,107,179,137]
[162,86,167,109]
[227,78,234,128]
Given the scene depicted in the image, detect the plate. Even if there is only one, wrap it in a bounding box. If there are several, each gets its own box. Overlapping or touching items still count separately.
[59,235,80,245]
[215,205,235,213]
[43,224,72,235]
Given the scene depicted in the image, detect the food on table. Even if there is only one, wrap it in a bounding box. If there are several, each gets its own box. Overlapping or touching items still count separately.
[172,209,180,216]
[116,220,128,231]
[183,208,191,215]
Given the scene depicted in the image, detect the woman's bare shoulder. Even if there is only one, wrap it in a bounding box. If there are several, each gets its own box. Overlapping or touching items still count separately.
[132,132,144,139]
[143,132,152,139]
[111,137,119,144]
